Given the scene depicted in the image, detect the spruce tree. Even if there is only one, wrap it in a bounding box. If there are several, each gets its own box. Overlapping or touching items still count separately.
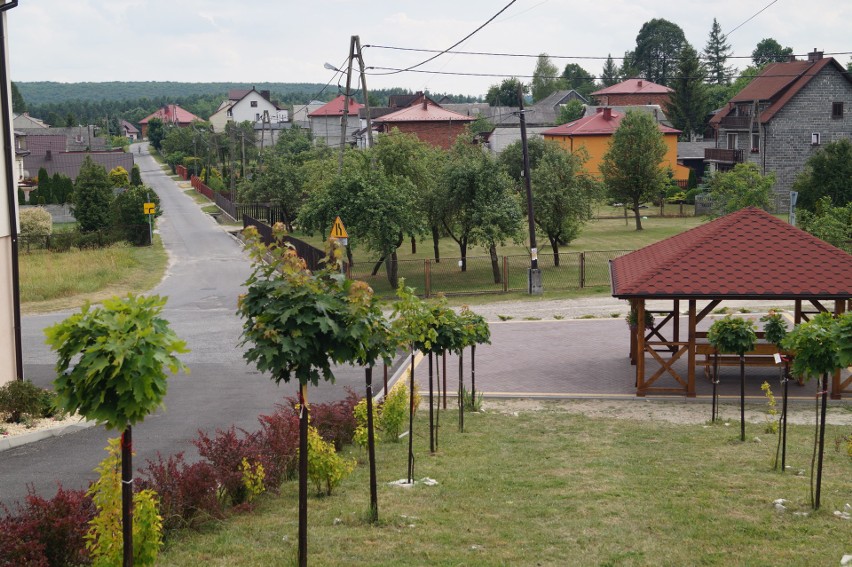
[72,156,114,232]
[601,54,620,87]
[665,43,711,141]
[703,18,734,85]
[37,167,52,204]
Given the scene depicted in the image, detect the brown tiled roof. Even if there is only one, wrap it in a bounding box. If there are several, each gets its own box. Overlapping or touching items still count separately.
[308,95,364,117]
[139,104,202,125]
[373,100,475,123]
[23,151,134,182]
[25,135,66,154]
[542,108,680,136]
[710,57,851,125]
[610,208,852,299]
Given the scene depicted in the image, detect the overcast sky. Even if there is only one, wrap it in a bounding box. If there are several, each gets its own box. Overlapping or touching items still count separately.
[7,0,851,97]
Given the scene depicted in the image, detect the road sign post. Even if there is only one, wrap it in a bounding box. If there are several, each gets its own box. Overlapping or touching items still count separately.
[329,216,348,273]
[144,202,155,246]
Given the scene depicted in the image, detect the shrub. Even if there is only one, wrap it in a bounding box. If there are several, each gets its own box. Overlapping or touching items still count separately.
[112,186,159,245]
[240,458,265,503]
[352,398,376,449]
[86,438,163,566]
[310,389,360,450]
[193,426,261,506]
[0,484,95,567]
[108,166,130,188]
[130,164,143,187]
[684,187,704,205]
[255,404,300,488]
[18,207,53,237]
[137,452,223,536]
[305,426,355,496]
[0,380,53,423]
[378,379,412,442]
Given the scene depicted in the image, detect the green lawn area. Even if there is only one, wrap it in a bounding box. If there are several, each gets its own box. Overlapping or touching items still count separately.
[157,401,852,566]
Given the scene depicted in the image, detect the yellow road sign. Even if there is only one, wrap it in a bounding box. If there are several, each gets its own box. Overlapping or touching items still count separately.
[329,216,348,239]
[143,202,156,215]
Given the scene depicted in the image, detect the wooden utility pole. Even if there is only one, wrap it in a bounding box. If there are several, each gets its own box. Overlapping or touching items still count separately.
[354,35,374,148]
[338,36,357,172]
[517,85,542,294]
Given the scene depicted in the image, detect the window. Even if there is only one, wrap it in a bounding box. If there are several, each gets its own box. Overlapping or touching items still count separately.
[250,100,258,107]
[226,109,232,117]
[832,102,844,118]
[726,133,738,150]
[811,132,820,146]
[751,134,760,153]
[256,113,260,121]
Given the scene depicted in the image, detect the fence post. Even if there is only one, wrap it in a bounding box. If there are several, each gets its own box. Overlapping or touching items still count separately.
[579,252,585,289]
[502,257,508,293]
[424,259,431,298]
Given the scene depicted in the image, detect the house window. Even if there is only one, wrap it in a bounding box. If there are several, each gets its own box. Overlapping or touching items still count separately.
[726,133,738,150]
[250,100,258,107]
[751,134,760,153]
[256,113,260,121]
[226,109,232,117]
[811,132,820,146]
[832,102,843,118]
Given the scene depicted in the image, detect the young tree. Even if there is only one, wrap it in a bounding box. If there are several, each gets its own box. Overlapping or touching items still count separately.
[600,54,620,87]
[531,142,600,264]
[792,138,852,210]
[531,53,565,102]
[36,167,52,204]
[112,186,161,245]
[665,43,711,141]
[561,63,596,99]
[147,117,165,151]
[632,18,686,86]
[752,38,794,67]
[556,100,585,125]
[72,156,114,232]
[708,316,757,442]
[485,78,527,106]
[600,110,668,230]
[706,162,775,216]
[797,198,852,252]
[703,18,734,85]
[130,164,143,187]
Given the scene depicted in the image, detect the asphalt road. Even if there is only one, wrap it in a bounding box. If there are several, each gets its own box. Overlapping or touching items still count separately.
[1,143,366,506]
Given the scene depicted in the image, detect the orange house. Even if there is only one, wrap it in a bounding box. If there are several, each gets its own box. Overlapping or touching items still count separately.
[541,108,690,183]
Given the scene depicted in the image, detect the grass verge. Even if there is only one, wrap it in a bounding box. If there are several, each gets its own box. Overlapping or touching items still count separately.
[19,235,168,313]
[158,401,851,566]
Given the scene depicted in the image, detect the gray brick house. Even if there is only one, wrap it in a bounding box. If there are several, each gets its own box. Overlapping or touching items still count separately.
[706,50,852,207]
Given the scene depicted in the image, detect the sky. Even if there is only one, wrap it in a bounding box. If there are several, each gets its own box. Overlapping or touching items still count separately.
[6,0,851,98]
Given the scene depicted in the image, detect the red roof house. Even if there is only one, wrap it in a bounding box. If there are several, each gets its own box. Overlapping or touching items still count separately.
[372,94,475,150]
[590,78,672,107]
[308,95,365,148]
[139,104,202,138]
[610,207,852,398]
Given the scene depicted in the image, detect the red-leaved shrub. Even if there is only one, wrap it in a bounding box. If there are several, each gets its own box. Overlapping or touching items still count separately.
[0,484,94,567]
[255,404,300,489]
[193,426,262,506]
[137,452,223,535]
[306,389,361,450]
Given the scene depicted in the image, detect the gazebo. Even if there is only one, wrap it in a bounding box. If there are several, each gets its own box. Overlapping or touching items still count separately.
[610,208,852,398]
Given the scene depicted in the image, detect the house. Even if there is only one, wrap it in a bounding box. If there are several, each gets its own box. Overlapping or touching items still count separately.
[13,112,49,129]
[590,79,672,107]
[16,126,106,152]
[120,120,140,141]
[706,50,852,201]
[139,104,202,138]
[308,95,364,148]
[23,150,134,183]
[208,88,287,133]
[371,94,475,150]
[292,100,326,128]
[541,107,690,183]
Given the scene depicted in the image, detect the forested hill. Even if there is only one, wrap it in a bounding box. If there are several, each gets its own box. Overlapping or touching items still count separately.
[15,81,329,106]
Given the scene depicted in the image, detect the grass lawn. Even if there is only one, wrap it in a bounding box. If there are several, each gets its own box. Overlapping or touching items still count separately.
[157,401,852,566]
[19,236,168,313]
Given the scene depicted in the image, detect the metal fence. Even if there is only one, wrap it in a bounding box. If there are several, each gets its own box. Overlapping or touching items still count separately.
[19,224,151,252]
[349,249,632,298]
[242,214,328,272]
[695,191,792,216]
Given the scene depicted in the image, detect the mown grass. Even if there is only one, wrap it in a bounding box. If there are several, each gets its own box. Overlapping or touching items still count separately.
[19,236,168,313]
[158,402,852,566]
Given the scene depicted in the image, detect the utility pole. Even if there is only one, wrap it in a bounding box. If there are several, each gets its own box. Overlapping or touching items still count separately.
[338,36,357,172]
[354,36,374,149]
[517,85,541,294]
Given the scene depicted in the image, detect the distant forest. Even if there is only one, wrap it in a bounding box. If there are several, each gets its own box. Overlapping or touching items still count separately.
[14,81,482,128]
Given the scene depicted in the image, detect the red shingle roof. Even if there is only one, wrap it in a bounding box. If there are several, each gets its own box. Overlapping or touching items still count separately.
[308,95,364,117]
[610,208,852,299]
[591,78,672,96]
[542,109,680,136]
[373,100,475,123]
[139,104,202,125]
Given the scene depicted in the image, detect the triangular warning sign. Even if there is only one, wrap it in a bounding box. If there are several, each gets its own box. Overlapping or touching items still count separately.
[329,216,348,239]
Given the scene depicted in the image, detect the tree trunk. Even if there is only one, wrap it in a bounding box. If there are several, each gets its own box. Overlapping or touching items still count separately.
[385,251,399,289]
[365,367,378,522]
[549,235,560,267]
[298,385,308,567]
[121,427,133,567]
[458,350,464,433]
[428,353,434,453]
[489,243,501,284]
[459,240,467,272]
[814,372,828,510]
[371,256,385,276]
[346,245,354,268]
[633,198,644,230]
[407,353,415,484]
[410,234,416,255]
[432,226,440,263]
[740,354,745,442]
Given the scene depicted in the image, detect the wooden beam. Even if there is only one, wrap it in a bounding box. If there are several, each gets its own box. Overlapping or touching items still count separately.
[696,300,721,323]
[673,299,680,344]
[688,300,697,397]
[637,300,646,396]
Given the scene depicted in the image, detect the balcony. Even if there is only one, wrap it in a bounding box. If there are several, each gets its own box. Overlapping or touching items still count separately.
[705,148,745,163]
[718,115,755,131]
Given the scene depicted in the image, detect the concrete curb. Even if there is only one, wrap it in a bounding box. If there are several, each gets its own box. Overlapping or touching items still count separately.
[0,419,97,452]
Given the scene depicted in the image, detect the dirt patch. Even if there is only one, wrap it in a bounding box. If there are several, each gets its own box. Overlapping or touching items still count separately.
[480,398,852,426]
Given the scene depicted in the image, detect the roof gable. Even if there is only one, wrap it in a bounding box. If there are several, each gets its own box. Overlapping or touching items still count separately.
[139,104,202,125]
[542,109,680,136]
[610,208,852,298]
[592,78,672,96]
[308,95,364,117]
[372,100,475,123]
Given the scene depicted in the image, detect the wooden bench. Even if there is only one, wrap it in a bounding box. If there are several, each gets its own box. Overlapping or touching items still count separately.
[695,343,780,381]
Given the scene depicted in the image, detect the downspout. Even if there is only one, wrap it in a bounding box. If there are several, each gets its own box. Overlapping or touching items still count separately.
[0,0,22,381]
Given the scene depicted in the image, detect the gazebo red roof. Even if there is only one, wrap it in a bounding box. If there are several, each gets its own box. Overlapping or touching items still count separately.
[610,208,852,299]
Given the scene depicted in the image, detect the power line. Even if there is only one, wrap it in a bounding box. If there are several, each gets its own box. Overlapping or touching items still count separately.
[369,0,519,76]
[726,0,781,37]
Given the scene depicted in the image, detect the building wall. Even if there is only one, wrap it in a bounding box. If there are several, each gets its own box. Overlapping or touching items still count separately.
[310,115,360,148]
[544,132,688,180]
[380,121,470,150]
[594,93,671,107]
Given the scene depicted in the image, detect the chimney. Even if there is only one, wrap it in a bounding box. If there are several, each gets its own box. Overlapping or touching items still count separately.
[422,97,427,110]
[596,107,603,113]
[603,107,612,120]
[807,48,823,62]
[637,80,643,88]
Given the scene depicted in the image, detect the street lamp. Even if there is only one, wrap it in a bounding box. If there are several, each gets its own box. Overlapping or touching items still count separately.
[515,85,542,295]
